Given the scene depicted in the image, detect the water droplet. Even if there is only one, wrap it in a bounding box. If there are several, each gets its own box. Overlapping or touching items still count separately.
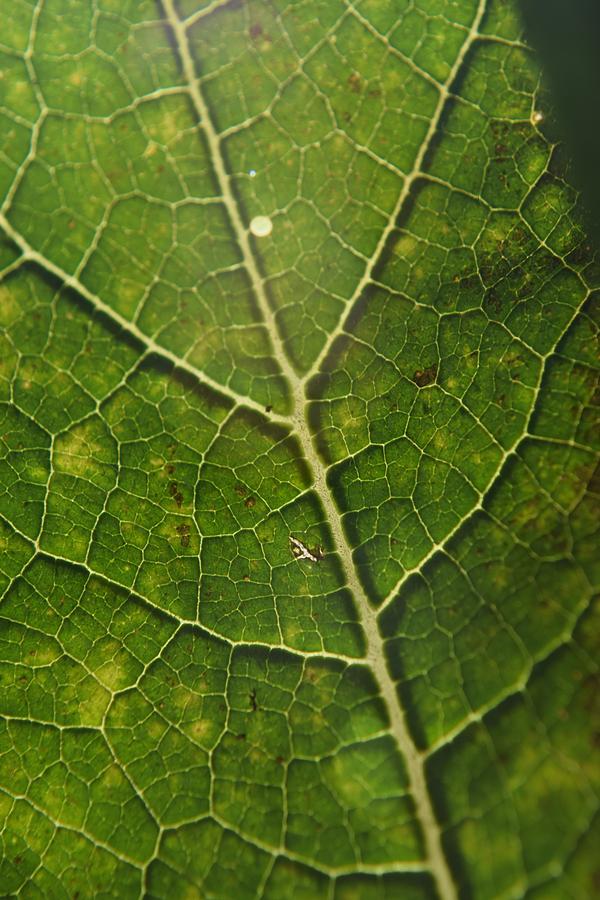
[532,110,543,125]
[249,215,273,237]
[248,169,257,177]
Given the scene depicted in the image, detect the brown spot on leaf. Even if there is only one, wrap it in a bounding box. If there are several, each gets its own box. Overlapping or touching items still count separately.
[175,523,191,548]
[413,365,438,387]
[249,22,271,42]
[348,71,362,93]
[169,482,184,508]
[244,496,256,508]
[485,289,502,313]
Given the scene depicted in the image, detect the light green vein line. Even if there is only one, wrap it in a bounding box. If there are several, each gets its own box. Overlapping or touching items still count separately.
[159,1,496,896]
[376,289,592,616]
[305,0,489,383]
[0,212,289,426]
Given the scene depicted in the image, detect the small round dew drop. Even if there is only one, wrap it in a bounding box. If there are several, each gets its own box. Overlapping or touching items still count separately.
[249,215,273,238]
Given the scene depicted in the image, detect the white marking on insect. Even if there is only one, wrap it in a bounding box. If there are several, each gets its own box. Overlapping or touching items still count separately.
[289,536,325,563]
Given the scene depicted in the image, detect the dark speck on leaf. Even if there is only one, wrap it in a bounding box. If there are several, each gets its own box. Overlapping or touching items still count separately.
[175,523,191,547]
[234,483,247,497]
[249,22,271,42]
[249,688,258,712]
[265,404,272,413]
[348,71,362,93]
[413,365,437,387]
[485,289,502,312]
[169,482,184,508]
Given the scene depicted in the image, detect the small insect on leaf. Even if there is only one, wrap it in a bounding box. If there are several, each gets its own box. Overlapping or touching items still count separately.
[289,535,325,563]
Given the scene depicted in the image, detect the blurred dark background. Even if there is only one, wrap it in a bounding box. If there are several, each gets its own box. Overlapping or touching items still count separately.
[519,0,600,241]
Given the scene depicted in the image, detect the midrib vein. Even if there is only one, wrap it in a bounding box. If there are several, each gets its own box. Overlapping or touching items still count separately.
[292,386,457,900]
[4,200,452,900]
[162,2,458,896]
[162,0,299,392]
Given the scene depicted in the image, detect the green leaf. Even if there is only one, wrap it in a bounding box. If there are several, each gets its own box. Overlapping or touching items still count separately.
[0,1,598,898]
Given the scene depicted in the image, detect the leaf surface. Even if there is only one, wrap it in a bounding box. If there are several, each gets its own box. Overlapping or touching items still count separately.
[0,1,598,898]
